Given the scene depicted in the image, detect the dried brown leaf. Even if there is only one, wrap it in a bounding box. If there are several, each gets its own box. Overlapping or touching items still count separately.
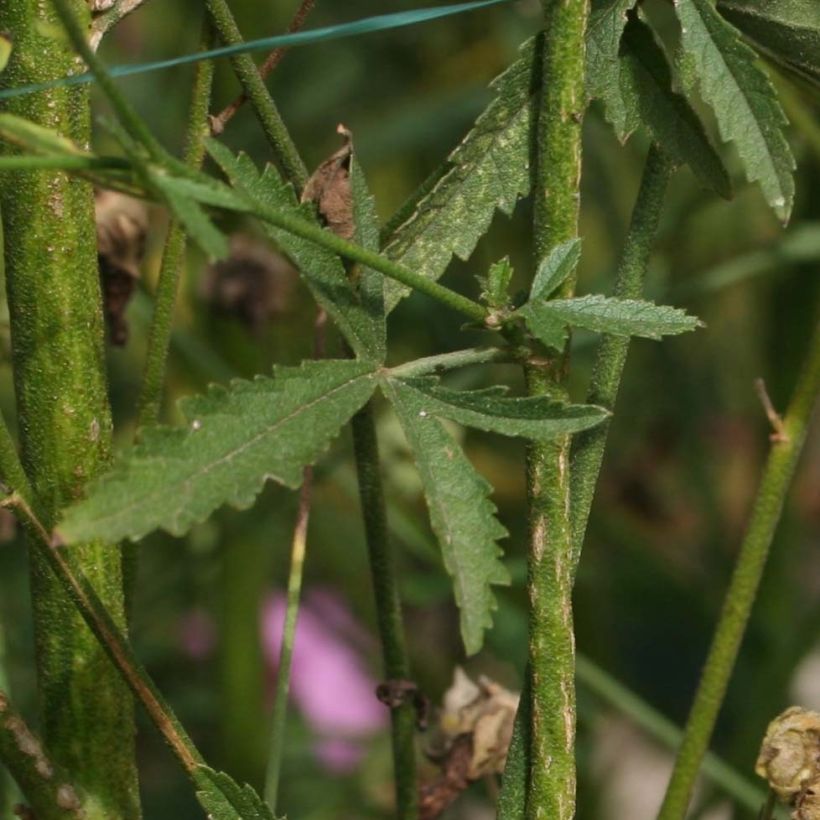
[301,124,354,240]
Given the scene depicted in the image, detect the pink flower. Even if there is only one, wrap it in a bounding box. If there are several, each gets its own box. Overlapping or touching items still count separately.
[261,588,387,773]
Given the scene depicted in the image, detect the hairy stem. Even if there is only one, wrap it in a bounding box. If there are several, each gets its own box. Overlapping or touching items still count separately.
[0,1,139,815]
[522,0,589,817]
[656,317,820,820]
[570,145,672,567]
[351,402,418,820]
[204,0,309,190]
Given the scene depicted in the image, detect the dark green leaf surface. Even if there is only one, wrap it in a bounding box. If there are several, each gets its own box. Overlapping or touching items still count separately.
[58,361,378,544]
[675,0,795,220]
[530,238,582,301]
[522,294,702,340]
[389,378,609,438]
[207,139,385,361]
[382,37,537,312]
[194,766,278,820]
[717,0,820,88]
[384,379,509,655]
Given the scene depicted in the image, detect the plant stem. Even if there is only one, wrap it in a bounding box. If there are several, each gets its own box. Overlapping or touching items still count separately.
[137,25,215,429]
[570,145,672,568]
[656,317,820,820]
[0,155,131,171]
[523,0,589,817]
[0,1,139,814]
[0,689,86,820]
[388,346,524,379]
[204,0,309,190]
[351,402,418,820]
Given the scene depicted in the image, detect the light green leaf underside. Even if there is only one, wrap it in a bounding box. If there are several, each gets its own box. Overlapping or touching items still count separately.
[382,37,537,312]
[530,238,582,301]
[675,0,795,220]
[390,378,609,439]
[717,0,820,87]
[522,294,702,341]
[58,360,378,544]
[207,139,385,362]
[194,766,278,820]
[384,379,509,655]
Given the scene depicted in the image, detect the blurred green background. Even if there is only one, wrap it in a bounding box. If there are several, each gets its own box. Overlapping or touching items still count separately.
[1,1,819,818]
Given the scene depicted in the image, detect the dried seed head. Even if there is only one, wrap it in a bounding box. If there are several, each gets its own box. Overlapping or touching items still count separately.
[756,706,820,801]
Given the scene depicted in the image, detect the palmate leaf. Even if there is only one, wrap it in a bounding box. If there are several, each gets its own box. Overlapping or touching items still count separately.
[207,140,385,362]
[390,378,609,438]
[383,379,509,655]
[58,361,378,544]
[521,294,702,344]
[717,0,820,88]
[194,766,279,820]
[382,36,537,312]
[675,0,795,221]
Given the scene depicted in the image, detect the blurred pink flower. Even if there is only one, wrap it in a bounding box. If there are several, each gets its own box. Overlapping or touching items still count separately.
[177,608,217,660]
[261,588,387,773]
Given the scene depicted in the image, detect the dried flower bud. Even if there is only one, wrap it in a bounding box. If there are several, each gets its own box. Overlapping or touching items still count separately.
[756,707,820,802]
[95,190,148,346]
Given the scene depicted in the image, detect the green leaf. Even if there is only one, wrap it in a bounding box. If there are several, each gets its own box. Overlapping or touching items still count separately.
[382,36,537,312]
[530,238,582,301]
[497,680,530,819]
[0,112,87,156]
[194,766,278,820]
[0,34,12,75]
[388,378,609,439]
[522,294,703,340]
[717,0,820,88]
[58,360,378,544]
[480,257,515,311]
[675,0,795,221]
[383,379,509,655]
[207,139,385,362]
[619,14,732,198]
[586,0,641,139]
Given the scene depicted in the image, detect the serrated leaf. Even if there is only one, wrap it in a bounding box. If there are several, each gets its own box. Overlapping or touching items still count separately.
[480,257,515,310]
[522,294,703,340]
[384,379,509,655]
[388,377,609,439]
[586,0,641,138]
[675,0,795,220]
[717,0,820,88]
[619,14,732,198]
[194,766,278,820]
[382,37,537,312]
[207,139,385,362]
[58,360,378,544]
[530,239,582,301]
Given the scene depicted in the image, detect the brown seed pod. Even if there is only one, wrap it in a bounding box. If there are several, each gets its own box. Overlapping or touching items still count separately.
[756,706,820,802]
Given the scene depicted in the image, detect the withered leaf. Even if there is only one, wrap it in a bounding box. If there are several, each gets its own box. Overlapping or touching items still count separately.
[301,124,354,240]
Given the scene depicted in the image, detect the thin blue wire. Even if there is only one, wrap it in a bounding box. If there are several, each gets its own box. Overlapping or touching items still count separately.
[0,0,511,102]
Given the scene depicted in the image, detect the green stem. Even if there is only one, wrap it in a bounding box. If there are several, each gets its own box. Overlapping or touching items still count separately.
[523,0,589,817]
[388,346,524,379]
[656,317,820,820]
[350,402,418,820]
[0,689,86,820]
[137,25,215,428]
[264,469,312,812]
[0,1,140,815]
[570,145,672,568]
[0,155,131,171]
[203,0,308,191]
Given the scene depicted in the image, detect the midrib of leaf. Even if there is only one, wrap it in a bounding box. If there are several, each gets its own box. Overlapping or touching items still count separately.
[675,0,794,219]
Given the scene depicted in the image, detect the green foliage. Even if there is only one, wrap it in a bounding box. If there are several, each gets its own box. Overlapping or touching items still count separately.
[194,766,278,820]
[717,0,820,88]
[520,294,702,346]
[207,139,386,362]
[0,111,87,156]
[480,257,515,310]
[529,239,582,301]
[384,380,509,655]
[58,361,378,544]
[382,37,536,311]
[388,378,609,438]
[675,0,795,220]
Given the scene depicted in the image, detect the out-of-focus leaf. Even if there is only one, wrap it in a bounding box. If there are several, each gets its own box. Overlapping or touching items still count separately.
[717,0,820,88]
[207,139,385,362]
[194,766,278,820]
[521,294,702,342]
[675,0,795,221]
[497,681,530,820]
[0,35,12,75]
[382,36,537,312]
[58,360,378,544]
[530,238,582,301]
[384,379,509,655]
[0,112,87,156]
[387,378,609,438]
